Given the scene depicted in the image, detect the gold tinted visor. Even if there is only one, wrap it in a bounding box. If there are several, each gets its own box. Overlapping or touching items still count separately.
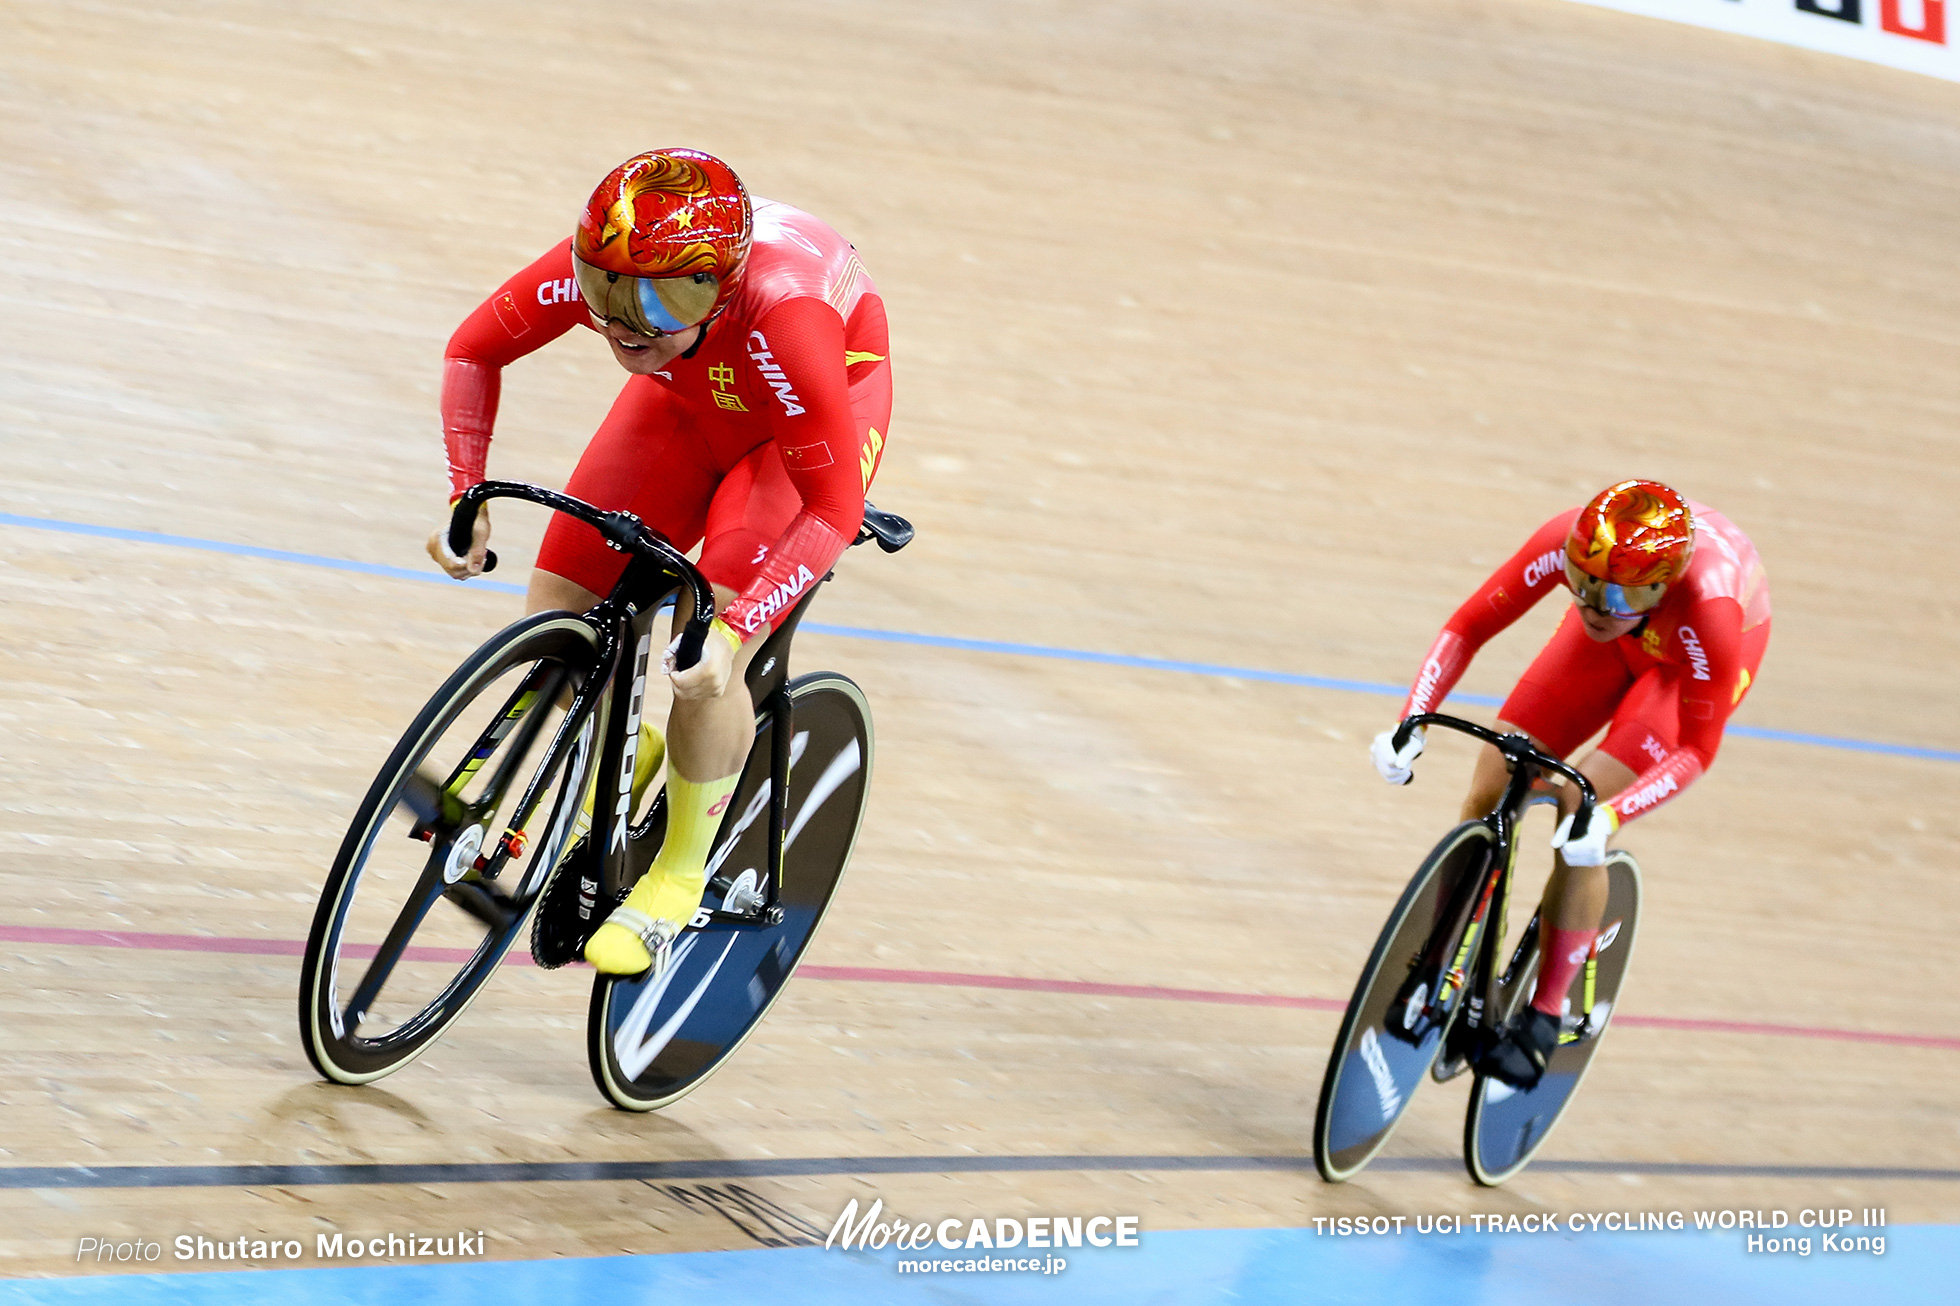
[572,254,720,337]
[1564,559,1667,619]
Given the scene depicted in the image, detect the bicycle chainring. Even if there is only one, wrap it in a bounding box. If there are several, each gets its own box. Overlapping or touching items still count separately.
[529,838,624,968]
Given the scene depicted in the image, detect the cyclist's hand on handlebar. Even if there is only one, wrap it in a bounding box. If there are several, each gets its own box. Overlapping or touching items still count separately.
[1552,805,1618,867]
[1370,726,1425,785]
[664,619,741,701]
[428,503,491,579]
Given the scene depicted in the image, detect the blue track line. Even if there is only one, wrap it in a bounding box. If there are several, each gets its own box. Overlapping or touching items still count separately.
[800,623,1499,702]
[3,511,1953,764]
[0,511,528,595]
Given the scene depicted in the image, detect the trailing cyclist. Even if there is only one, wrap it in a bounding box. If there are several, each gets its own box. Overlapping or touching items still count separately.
[1370,480,1771,1084]
[424,148,892,978]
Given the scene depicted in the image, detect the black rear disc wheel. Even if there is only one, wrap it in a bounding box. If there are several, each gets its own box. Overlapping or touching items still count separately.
[1464,850,1642,1186]
[587,672,872,1111]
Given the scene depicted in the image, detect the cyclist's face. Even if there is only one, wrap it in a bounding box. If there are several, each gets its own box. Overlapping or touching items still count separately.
[597,317,702,374]
[1573,599,1642,642]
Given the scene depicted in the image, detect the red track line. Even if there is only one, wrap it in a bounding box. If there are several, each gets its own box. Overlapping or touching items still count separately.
[5,924,1955,1051]
[795,964,1345,1011]
[1609,1012,1960,1050]
[2,925,305,957]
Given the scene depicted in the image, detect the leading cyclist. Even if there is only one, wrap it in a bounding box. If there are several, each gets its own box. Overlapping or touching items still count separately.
[425,148,892,978]
[1370,480,1770,1084]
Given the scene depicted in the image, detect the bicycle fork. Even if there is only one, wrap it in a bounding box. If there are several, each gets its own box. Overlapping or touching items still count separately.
[1464,816,1524,1048]
[1442,863,1502,1017]
[1390,838,1499,1040]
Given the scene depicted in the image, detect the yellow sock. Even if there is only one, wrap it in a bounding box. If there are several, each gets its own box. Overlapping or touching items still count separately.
[584,769,741,974]
[567,722,665,849]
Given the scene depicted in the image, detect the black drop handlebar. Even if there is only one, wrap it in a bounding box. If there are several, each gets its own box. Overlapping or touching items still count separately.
[447,480,717,672]
[1394,712,1601,843]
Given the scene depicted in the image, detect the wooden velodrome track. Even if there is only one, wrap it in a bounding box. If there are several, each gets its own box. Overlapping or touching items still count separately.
[2,0,1957,1279]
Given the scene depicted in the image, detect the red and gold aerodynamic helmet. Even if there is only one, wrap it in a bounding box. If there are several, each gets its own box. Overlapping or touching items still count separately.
[572,149,753,337]
[1563,479,1696,619]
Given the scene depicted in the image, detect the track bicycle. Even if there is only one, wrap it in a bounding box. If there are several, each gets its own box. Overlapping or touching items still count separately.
[298,480,912,1110]
[1313,713,1642,1186]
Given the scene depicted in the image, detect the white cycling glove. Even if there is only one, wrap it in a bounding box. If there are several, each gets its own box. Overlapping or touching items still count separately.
[1551,805,1619,867]
[1370,726,1425,785]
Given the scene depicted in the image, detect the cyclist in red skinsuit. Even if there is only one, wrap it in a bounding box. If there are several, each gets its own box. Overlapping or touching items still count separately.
[426,150,891,977]
[437,200,890,631]
[1373,481,1770,1082]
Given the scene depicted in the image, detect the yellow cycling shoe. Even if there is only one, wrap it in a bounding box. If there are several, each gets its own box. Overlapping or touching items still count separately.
[583,907,678,978]
[583,867,709,976]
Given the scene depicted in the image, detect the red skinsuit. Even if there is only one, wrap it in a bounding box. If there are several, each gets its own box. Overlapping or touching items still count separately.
[1398,505,1771,823]
[441,199,892,637]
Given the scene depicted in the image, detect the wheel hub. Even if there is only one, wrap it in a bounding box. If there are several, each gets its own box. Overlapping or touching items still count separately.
[444,825,485,884]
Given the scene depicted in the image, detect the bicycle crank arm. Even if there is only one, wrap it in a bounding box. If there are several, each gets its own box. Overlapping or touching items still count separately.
[698,905,785,929]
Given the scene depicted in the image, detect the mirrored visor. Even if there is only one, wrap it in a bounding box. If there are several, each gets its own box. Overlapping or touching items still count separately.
[1564,559,1667,620]
[572,255,720,337]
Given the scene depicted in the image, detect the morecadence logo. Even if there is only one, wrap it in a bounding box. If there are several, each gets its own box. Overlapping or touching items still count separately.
[826,1199,1140,1275]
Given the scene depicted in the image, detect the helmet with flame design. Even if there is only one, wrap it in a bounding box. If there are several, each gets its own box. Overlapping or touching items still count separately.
[1563,479,1696,619]
[572,149,753,337]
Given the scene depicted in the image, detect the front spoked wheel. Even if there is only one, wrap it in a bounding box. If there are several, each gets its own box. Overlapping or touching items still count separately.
[1464,850,1642,1185]
[298,613,602,1084]
[587,672,872,1111]
[1315,822,1494,1182]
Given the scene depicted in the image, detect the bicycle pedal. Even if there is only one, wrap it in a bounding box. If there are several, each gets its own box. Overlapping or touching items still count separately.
[443,879,518,931]
[1475,1044,1546,1092]
[1562,1001,1611,1044]
[1380,972,1437,1047]
[1431,1021,1476,1083]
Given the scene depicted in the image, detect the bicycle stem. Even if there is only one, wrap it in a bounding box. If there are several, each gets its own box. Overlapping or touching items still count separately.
[1396,712,1599,843]
[447,481,717,673]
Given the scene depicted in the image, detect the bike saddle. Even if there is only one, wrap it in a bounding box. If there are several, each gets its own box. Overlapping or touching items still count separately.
[855,503,914,553]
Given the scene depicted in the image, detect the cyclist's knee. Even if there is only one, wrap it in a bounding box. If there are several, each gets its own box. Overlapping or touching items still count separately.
[527,568,601,617]
[665,582,740,635]
[1572,749,1639,808]
[1458,787,1502,823]
[1459,742,1509,821]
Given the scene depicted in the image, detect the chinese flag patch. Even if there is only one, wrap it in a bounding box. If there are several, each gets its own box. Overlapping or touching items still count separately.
[783,442,835,470]
[492,293,530,339]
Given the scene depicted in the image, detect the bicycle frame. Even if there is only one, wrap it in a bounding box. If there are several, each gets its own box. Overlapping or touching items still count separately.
[1392,713,1599,1055]
[445,482,838,933]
